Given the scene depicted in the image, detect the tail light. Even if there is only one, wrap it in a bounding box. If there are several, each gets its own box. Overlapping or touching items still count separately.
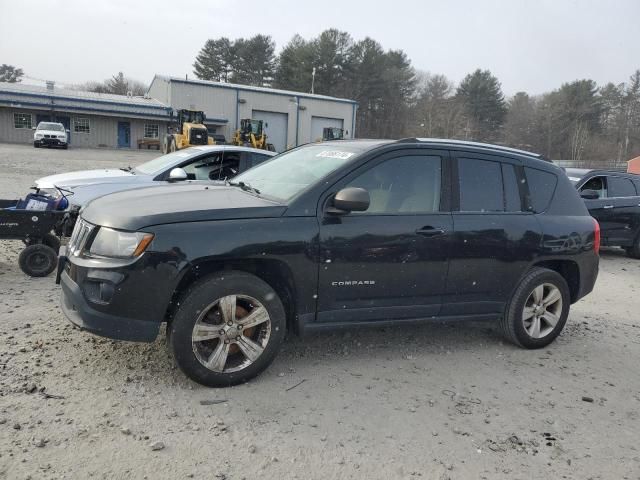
[592,218,600,255]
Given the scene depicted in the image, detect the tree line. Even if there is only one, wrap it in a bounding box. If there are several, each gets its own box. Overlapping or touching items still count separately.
[193,30,640,164]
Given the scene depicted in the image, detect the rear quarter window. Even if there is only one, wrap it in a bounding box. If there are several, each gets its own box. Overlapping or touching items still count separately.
[524,167,558,213]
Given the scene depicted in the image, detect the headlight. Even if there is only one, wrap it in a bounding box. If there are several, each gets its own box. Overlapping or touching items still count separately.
[88,227,154,258]
[35,133,44,138]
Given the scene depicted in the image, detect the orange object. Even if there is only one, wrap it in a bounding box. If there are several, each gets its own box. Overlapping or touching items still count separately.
[628,156,640,174]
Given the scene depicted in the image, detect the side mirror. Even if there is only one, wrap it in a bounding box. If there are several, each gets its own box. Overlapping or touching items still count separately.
[580,189,600,200]
[329,187,370,214]
[168,167,188,182]
[32,126,36,130]
[66,129,70,134]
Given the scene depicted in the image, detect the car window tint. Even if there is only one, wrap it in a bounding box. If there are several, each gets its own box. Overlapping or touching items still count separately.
[580,176,607,198]
[347,155,441,214]
[524,167,558,212]
[458,158,503,212]
[182,152,241,180]
[502,164,522,212]
[608,176,637,197]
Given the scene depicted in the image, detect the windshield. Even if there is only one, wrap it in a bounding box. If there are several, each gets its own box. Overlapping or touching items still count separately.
[134,149,204,175]
[232,144,362,202]
[37,122,64,131]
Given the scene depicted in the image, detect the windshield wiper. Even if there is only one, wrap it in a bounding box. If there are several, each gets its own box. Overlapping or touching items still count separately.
[227,180,260,195]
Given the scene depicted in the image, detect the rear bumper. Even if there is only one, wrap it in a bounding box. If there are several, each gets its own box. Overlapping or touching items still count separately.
[575,254,599,302]
[60,268,161,342]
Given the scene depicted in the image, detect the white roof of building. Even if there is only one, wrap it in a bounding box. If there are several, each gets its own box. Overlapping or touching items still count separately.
[0,82,170,119]
[153,75,358,105]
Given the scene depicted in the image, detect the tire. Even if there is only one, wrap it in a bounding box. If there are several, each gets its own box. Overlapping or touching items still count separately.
[169,271,286,387]
[62,144,68,150]
[18,244,58,277]
[499,267,570,349]
[625,234,640,258]
[42,233,61,253]
[34,143,39,148]
[267,143,276,152]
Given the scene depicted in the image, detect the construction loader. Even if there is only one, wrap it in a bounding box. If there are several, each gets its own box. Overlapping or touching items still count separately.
[163,109,214,153]
[232,119,275,151]
[322,127,344,141]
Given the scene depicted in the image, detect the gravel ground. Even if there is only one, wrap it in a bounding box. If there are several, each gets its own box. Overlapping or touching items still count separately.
[0,143,639,480]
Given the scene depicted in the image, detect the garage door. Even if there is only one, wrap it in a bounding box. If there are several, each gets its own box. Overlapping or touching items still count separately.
[252,110,288,152]
[311,116,344,142]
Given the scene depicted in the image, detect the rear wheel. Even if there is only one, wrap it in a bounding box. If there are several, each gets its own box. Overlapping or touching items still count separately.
[34,142,39,148]
[625,234,640,258]
[169,271,286,387]
[18,244,57,277]
[500,268,570,349]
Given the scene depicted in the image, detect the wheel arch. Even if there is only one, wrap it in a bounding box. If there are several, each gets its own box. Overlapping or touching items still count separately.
[529,259,580,303]
[165,258,299,334]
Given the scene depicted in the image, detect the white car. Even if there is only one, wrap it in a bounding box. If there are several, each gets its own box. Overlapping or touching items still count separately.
[35,145,276,208]
[34,122,69,149]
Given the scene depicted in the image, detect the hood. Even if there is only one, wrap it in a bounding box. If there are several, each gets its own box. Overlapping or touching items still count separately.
[81,183,287,231]
[35,129,67,137]
[35,169,136,189]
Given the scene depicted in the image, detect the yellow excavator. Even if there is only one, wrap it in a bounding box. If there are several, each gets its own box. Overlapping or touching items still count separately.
[232,119,275,151]
[163,109,214,153]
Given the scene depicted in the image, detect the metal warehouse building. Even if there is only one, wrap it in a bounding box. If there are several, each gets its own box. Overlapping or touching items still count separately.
[0,76,357,152]
[147,75,357,152]
[0,82,171,149]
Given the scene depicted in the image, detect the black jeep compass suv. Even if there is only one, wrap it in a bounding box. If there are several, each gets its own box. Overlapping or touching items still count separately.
[58,139,600,387]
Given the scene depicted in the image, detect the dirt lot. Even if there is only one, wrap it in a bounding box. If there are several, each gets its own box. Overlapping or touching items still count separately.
[0,143,638,480]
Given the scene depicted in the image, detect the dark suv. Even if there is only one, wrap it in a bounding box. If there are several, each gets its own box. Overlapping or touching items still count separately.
[566,168,640,258]
[58,139,600,387]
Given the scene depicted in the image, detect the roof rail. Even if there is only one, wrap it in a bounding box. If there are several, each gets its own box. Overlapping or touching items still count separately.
[395,137,544,160]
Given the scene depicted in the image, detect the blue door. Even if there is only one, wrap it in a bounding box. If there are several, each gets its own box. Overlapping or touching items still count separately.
[117,122,131,148]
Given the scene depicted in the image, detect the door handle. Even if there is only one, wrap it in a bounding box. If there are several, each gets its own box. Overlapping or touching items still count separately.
[416,226,445,237]
[603,205,614,209]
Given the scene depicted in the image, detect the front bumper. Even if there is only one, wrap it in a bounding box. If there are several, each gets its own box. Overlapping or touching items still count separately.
[35,138,67,146]
[57,251,163,342]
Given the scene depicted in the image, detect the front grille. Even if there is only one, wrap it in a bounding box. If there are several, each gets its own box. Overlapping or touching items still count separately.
[44,134,51,138]
[68,218,94,256]
[189,128,208,145]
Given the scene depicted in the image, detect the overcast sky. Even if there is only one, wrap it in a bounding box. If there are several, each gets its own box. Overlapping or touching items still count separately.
[1,0,638,96]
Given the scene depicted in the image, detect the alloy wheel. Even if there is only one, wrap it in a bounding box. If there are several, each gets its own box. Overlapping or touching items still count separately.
[191,295,271,373]
[522,283,563,339]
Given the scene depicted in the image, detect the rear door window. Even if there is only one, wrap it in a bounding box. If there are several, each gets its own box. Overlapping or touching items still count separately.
[524,167,558,213]
[608,176,637,198]
[458,158,504,212]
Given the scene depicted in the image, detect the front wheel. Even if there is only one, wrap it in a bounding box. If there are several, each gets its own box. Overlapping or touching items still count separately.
[169,271,286,387]
[499,268,570,349]
[18,244,57,277]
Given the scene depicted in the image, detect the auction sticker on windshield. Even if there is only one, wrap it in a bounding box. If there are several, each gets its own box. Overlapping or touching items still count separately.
[316,151,354,160]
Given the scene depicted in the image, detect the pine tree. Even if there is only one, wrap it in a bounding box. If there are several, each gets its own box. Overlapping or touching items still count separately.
[456,69,507,141]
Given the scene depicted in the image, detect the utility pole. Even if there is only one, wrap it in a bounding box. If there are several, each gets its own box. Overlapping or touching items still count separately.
[311,67,316,95]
